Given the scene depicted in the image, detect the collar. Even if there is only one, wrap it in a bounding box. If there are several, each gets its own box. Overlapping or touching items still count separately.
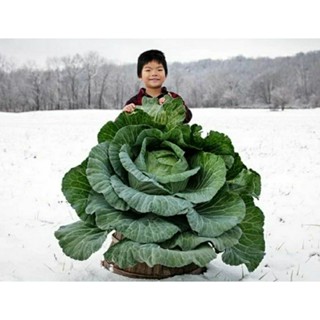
[140,87,168,98]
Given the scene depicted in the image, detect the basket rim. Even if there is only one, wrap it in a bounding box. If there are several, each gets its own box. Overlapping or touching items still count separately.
[105,231,207,279]
[102,260,207,279]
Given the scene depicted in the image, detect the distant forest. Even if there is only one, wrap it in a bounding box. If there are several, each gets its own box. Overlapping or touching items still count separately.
[1,50,320,112]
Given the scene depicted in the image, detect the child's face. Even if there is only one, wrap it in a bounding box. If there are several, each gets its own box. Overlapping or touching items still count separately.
[140,60,166,90]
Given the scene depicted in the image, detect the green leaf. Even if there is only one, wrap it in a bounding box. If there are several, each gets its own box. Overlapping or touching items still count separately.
[137,98,165,121]
[221,155,235,170]
[182,124,205,149]
[203,130,235,155]
[119,214,181,243]
[88,192,180,243]
[104,239,216,269]
[222,196,265,272]
[168,124,205,150]
[226,152,246,180]
[163,232,213,251]
[137,95,186,129]
[134,127,164,147]
[86,142,129,211]
[187,191,246,237]
[55,221,109,260]
[92,196,137,232]
[97,109,161,143]
[110,175,192,216]
[146,141,188,176]
[176,152,227,204]
[143,140,199,193]
[97,121,118,144]
[164,227,242,252]
[228,168,261,198]
[162,97,188,129]
[155,167,200,185]
[134,132,200,193]
[210,226,243,252]
[61,160,95,225]
[119,144,170,195]
[108,124,151,178]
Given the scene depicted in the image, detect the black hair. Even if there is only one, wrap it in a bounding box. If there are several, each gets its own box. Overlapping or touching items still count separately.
[137,49,168,77]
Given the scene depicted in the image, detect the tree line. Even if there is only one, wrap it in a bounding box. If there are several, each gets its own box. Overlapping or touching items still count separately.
[1,50,320,112]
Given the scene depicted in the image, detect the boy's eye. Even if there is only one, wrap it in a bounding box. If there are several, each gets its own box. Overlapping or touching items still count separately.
[143,67,164,73]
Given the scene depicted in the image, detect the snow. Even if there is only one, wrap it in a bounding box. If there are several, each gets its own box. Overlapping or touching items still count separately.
[1,107,320,282]
[1,107,319,319]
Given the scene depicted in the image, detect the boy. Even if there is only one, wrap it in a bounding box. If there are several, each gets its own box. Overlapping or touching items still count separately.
[123,49,192,123]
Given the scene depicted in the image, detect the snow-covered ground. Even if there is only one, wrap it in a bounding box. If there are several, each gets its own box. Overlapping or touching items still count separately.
[1,108,320,282]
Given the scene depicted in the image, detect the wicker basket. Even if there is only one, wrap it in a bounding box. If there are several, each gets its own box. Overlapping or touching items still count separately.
[102,232,207,279]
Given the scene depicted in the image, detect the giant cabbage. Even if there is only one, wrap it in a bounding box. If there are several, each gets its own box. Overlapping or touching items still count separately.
[55,95,265,273]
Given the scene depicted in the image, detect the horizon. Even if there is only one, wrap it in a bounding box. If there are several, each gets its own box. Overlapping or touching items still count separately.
[1,39,320,68]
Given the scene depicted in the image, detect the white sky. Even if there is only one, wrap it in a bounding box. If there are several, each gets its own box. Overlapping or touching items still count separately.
[1,1,320,67]
[1,39,320,67]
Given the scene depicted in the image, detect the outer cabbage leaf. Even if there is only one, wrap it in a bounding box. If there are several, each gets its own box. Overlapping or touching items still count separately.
[222,196,265,272]
[176,152,227,204]
[163,227,242,251]
[210,226,243,252]
[97,108,163,143]
[61,159,96,225]
[55,221,109,260]
[228,168,261,199]
[226,152,246,180]
[163,124,204,151]
[137,95,186,129]
[104,239,216,269]
[110,175,192,216]
[120,214,180,243]
[87,192,180,243]
[86,142,129,211]
[187,191,246,237]
[108,124,151,179]
[203,130,235,155]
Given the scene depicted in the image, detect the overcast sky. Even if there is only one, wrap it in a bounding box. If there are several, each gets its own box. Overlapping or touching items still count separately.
[1,1,320,68]
[1,39,320,68]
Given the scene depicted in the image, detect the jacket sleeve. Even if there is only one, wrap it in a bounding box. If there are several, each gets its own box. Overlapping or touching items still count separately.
[183,105,193,123]
[124,95,137,106]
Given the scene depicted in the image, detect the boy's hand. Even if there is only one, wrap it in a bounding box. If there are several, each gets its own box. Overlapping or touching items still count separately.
[159,93,172,105]
[123,103,136,113]
[159,97,165,105]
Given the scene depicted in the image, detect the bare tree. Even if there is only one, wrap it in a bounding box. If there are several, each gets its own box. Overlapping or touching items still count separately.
[294,53,311,104]
[202,72,226,107]
[0,54,16,111]
[83,51,105,108]
[250,72,279,105]
[271,87,291,110]
[24,61,43,111]
[46,57,66,109]
[96,63,114,109]
[61,54,83,109]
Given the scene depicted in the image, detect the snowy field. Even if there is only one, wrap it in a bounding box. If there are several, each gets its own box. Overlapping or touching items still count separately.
[1,107,319,320]
[1,107,320,283]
